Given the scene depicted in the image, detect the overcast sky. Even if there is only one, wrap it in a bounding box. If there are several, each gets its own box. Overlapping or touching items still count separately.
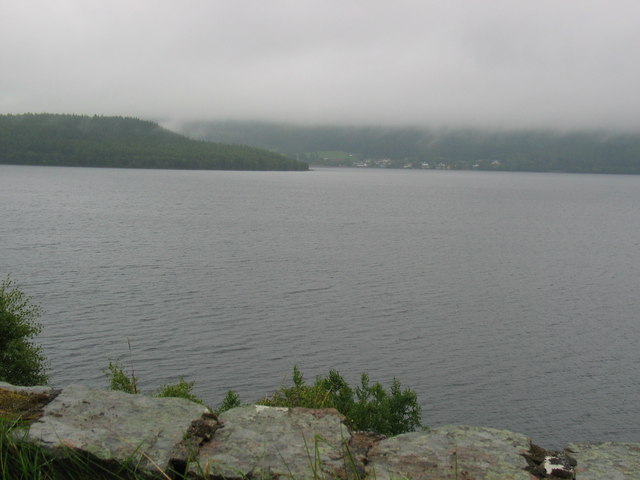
[2,0,640,130]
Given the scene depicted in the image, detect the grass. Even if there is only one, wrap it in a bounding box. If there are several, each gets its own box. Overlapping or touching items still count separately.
[0,418,187,480]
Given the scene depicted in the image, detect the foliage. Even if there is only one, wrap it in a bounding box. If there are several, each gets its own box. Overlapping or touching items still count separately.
[350,374,422,436]
[0,419,177,479]
[0,113,308,171]
[215,389,242,414]
[1,419,54,480]
[105,359,206,407]
[105,360,138,394]
[258,366,422,436]
[0,277,48,386]
[156,377,203,405]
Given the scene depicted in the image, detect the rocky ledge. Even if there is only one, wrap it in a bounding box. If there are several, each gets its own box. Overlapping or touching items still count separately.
[1,381,638,479]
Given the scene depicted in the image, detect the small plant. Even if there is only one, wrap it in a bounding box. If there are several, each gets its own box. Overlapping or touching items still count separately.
[104,343,205,407]
[0,276,48,386]
[156,377,203,405]
[259,366,422,436]
[105,360,138,394]
[215,390,242,414]
[352,374,422,436]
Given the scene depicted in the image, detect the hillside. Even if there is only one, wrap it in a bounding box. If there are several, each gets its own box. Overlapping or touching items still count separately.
[0,114,308,171]
[180,120,640,174]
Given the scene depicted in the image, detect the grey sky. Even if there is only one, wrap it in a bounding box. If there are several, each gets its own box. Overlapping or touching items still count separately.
[2,0,639,130]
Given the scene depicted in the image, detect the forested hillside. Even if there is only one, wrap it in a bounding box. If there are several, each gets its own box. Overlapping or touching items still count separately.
[180,120,640,174]
[0,114,308,171]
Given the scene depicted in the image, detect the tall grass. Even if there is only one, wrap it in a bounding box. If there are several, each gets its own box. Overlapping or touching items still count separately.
[0,418,179,480]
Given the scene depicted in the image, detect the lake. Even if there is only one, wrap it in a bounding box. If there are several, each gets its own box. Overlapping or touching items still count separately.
[1,164,639,448]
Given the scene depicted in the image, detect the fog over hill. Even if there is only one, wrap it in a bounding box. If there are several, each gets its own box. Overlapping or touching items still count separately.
[178,120,640,174]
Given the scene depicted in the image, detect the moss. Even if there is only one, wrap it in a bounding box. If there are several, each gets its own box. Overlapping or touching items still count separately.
[0,388,53,424]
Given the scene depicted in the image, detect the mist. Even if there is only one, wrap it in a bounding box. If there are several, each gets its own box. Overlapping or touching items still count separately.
[2,0,640,131]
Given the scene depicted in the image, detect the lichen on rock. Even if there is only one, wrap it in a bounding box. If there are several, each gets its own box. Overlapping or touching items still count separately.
[0,381,57,424]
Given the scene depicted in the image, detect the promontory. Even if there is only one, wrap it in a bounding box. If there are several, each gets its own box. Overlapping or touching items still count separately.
[0,113,308,171]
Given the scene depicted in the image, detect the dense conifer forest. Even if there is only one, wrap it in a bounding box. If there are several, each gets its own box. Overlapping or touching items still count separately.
[0,114,308,171]
[181,120,640,174]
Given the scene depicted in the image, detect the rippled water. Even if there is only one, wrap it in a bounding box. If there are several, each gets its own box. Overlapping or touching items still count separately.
[2,165,639,448]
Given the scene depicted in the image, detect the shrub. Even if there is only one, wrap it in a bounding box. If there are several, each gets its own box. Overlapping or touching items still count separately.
[215,390,242,414]
[156,377,204,405]
[105,360,138,394]
[0,277,48,386]
[259,366,422,436]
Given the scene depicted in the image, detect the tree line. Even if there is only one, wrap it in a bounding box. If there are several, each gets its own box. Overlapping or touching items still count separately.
[0,114,308,171]
[180,120,640,174]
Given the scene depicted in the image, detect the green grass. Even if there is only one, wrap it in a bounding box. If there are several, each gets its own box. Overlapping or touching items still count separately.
[0,418,179,480]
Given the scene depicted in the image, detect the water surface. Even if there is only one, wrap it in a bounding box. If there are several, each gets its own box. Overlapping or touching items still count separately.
[1,165,639,448]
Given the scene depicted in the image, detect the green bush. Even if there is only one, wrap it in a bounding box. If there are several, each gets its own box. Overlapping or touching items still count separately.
[156,377,204,405]
[215,390,242,414]
[258,366,422,436]
[0,277,48,386]
[105,360,138,394]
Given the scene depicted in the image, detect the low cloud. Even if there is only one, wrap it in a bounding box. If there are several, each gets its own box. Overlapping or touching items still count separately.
[2,0,640,130]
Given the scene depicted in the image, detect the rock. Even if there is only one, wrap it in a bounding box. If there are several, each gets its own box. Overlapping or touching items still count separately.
[348,431,386,478]
[0,381,58,424]
[567,442,640,480]
[27,384,211,477]
[192,405,356,479]
[366,425,532,480]
[0,381,56,396]
[540,454,575,478]
[4,380,640,479]
[523,443,576,478]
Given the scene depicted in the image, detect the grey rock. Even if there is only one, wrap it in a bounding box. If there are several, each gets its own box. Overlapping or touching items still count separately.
[567,442,640,480]
[27,384,210,476]
[7,381,640,479]
[366,425,532,480]
[192,405,355,479]
[0,380,56,396]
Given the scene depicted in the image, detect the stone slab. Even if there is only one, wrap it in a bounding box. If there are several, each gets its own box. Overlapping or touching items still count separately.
[27,384,210,476]
[193,405,355,479]
[567,442,640,480]
[0,381,56,396]
[366,425,533,480]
